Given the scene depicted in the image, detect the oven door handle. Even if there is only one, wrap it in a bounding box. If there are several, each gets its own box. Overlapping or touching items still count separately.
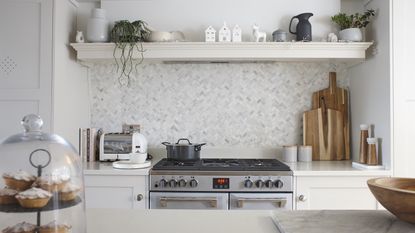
[236,197,287,208]
[159,197,218,208]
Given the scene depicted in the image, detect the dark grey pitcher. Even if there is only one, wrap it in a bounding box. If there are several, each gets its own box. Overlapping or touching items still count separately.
[289,13,313,41]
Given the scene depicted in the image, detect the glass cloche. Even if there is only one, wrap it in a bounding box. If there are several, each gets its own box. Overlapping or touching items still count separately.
[0,114,86,233]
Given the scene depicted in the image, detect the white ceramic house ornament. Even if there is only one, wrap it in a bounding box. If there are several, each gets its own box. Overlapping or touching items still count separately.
[218,22,231,42]
[205,26,216,42]
[232,25,242,42]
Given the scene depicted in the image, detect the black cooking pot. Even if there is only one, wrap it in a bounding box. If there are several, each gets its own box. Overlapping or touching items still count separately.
[162,138,206,161]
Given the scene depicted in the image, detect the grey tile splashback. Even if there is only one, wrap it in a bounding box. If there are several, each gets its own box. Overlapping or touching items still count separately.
[90,62,349,147]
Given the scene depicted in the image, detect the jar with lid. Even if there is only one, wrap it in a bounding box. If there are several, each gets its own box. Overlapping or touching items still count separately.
[359,124,369,164]
[0,115,86,233]
[367,137,378,165]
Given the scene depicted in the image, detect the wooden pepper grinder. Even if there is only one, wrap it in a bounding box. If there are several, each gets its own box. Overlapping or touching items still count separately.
[367,137,378,165]
[359,124,369,164]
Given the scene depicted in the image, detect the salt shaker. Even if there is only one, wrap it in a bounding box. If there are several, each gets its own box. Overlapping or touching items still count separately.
[367,137,378,165]
[359,124,369,164]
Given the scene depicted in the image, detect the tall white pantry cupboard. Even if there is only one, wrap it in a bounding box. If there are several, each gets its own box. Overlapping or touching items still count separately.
[0,0,89,148]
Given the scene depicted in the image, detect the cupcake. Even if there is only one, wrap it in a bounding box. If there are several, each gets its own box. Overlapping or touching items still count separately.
[15,187,52,209]
[58,183,80,202]
[2,171,36,191]
[33,175,70,192]
[2,222,36,233]
[39,221,71,233]
[0,187,18,205]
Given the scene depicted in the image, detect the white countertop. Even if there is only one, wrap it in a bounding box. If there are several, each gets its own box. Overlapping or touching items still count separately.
[86,209,415,233]
[287,161,391,176]
[84,160,391,177]
[83,161,153,176]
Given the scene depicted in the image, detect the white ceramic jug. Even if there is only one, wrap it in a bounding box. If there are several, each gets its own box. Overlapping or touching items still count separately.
[86,8,109,42]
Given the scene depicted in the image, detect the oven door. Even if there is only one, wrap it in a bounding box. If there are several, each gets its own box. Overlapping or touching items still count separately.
[150,192,228,210]
[229,193,293,210]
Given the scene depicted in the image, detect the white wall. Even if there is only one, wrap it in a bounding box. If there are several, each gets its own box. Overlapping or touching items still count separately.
[53,0,91,150]
[101,0,340,42]
[392,0,415,177]
[347,0,391,169]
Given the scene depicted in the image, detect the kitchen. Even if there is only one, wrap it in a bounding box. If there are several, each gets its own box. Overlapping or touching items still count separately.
[0,0,414,232]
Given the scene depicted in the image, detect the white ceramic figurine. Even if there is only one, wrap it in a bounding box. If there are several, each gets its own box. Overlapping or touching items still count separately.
[253,24,266,42]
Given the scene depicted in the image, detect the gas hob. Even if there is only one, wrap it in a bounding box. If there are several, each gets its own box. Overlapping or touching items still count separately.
[150,158,293,192]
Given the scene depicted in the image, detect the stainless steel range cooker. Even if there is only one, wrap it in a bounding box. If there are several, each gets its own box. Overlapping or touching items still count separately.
[149,158,293,210]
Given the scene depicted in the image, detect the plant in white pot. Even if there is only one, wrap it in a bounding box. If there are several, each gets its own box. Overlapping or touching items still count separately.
[331,9,375,42]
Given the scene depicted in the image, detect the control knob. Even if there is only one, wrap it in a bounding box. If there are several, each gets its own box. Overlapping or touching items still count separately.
[255,180,264,188]
[189,179,198,188]
[265,180,274,188]
[178,179,187,187]
[169,179,177,188]
[159,179,168,188]
[274,179,284,189]
[244,179,253,188]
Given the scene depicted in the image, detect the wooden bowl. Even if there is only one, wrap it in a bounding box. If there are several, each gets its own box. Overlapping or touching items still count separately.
[368,177,415,223]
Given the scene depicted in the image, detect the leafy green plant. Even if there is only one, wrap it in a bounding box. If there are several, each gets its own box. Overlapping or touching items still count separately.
[331,9,375,30]
[110,20,151,85]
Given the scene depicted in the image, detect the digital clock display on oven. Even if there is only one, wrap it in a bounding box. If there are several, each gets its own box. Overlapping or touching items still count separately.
[213,178,230,189]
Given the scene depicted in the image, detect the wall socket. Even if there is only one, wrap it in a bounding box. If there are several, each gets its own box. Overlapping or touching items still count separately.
[122,124,140,133]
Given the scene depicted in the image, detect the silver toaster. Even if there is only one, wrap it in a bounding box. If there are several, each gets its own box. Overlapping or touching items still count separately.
[99,132,148,161]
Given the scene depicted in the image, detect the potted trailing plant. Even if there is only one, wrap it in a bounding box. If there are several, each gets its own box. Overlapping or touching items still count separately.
[331,9,375,42]
[110,20,150,85]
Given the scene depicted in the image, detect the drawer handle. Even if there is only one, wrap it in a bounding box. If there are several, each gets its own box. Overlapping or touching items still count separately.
[137,194,144,201]
[236,198,287,208]
[298,195,307,202]
[159,197,218,208]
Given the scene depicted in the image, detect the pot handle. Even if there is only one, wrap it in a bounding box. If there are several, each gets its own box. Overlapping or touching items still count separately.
[176,138,192,145]
[195,143,207,152]
[161,142,171,146]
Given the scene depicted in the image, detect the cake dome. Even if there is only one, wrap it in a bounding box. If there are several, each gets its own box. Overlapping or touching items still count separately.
[0,114,86,233]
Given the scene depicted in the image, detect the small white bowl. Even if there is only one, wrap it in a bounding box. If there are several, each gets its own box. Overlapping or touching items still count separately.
[147,31,172,42]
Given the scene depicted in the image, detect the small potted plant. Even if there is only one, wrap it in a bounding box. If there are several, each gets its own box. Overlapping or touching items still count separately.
[331,9,375,42]
[110,20,150,85]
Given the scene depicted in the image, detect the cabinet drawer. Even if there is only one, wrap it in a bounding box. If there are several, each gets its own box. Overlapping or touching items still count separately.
[296,176,379,210]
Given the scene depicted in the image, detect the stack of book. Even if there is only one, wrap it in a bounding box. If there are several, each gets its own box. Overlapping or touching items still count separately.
[79,128,102,163]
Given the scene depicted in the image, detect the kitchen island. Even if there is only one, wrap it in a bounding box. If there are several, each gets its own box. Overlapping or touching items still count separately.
[87,209,415,233]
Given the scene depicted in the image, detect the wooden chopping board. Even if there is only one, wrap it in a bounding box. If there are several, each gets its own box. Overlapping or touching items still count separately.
[311,72,350,160]
[304,97,345,160]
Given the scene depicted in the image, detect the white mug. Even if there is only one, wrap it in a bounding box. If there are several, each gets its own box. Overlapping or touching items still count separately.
[129,152,147,164]
[283,145,298,163]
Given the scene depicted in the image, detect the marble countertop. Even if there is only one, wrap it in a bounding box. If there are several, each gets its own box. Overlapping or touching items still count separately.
[83,160,391,177]
[86,209,415,233]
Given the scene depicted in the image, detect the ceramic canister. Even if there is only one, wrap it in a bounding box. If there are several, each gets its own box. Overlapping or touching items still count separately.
[283,145,298,163]
[86,8,109,42]
[298,146,312,162]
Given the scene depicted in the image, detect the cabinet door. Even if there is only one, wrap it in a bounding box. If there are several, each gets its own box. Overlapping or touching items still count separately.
[84,175,148,209]
[0,0,53,140]
[296,176,379,210]
[392,0,415,178]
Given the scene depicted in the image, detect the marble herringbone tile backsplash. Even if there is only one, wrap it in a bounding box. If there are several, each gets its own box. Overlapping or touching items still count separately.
[89,62,349,147]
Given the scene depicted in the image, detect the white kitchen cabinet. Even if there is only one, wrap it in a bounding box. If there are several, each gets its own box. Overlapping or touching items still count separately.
[0,0,89,148]
[84,175,148,209]
[295,176,381,210]
[0,0,53,140]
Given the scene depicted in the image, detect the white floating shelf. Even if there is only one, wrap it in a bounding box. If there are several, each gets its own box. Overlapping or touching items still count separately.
[70,42,373,63]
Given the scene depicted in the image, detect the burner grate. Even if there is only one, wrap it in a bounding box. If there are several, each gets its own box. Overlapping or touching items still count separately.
[152,158,290,171]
